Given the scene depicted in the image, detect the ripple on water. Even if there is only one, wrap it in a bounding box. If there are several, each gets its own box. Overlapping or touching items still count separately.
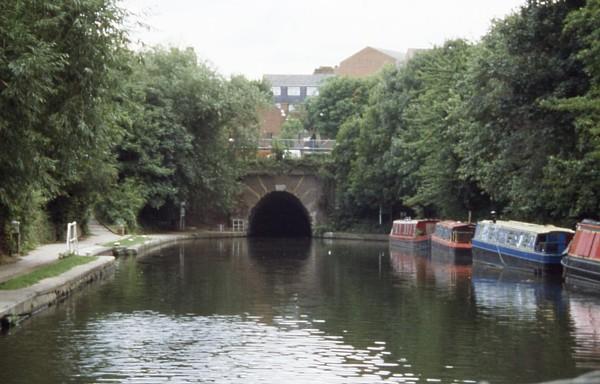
[74,312,428,383]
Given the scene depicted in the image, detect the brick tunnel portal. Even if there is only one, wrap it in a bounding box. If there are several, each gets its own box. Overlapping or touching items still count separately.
[248,191,312,237]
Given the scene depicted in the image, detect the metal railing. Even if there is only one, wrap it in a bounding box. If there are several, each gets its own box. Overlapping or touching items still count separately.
[232,219,246,233]
[258,138,336,154]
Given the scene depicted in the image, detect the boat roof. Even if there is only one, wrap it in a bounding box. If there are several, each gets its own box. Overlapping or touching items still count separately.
[477,220,574,234]
[392,218,438,225]
[436,220,475,230]
[580,220,600,231]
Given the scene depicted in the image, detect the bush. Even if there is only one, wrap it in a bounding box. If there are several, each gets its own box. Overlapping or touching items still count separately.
[95,179,146,232]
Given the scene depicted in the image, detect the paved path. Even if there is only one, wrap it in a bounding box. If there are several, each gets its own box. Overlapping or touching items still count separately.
[0,221,121,284]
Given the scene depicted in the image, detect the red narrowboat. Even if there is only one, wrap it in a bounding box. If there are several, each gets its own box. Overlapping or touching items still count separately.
[562,220,600,287]
[431,221,475,264]
[389,218,439,253]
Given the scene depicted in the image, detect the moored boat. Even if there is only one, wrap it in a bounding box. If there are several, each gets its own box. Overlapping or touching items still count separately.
[562,220,600,287]
[389,218,438,253]
[431,221,475,265]
[472,220,573,275]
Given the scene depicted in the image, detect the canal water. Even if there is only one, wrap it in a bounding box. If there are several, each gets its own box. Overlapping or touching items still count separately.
[1,238,600,383]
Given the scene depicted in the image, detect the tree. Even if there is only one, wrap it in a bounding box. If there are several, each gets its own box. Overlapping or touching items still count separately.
[0,0,128,252]
[397,40,489,219]
[332,67,411,227]
[540,0,600,222]
[305,76,372,138]
[96,47,269,229]
[457,0,588,223]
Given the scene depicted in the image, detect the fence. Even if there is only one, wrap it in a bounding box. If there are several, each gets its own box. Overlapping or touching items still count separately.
[232,219,246,233]
[257,138,336,155]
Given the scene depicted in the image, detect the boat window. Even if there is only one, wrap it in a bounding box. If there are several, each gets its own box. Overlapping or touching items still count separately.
[534,233,568,254]
[453,229,474,244]
[506,231,519,246]
[517,233,534,250]
[496,229,508,245]
[399,224,414,236]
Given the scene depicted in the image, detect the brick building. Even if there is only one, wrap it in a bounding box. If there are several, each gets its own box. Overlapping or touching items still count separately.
[335,46,422,78]
[258,48,423,138]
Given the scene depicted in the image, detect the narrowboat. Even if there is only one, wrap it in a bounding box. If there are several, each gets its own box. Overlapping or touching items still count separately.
[389,218,438,253]
[562,220,600,287]
[430,221,475,264]
[471,220,573,275]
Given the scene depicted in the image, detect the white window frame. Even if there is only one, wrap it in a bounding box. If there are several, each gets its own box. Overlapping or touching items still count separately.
[287,86,301,96]
[306,86,319,96]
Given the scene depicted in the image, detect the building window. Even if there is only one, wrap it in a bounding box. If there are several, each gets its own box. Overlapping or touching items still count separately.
[271,86,281,96]
[306,86,319,96]
[287,86,301,96]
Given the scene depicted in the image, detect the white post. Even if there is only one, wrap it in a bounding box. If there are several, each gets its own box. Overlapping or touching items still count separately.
[66,221,78,254]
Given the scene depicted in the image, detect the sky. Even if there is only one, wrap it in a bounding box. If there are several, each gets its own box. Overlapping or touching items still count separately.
[119,0,526,80]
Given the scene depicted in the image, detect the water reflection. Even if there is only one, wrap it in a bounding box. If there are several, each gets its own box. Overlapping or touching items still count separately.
[72,312,418,383]
[569,294,600,369]
[471,264,565,321]
[430,242,472,266]
[2,239,600,383]
[390,248,471,292]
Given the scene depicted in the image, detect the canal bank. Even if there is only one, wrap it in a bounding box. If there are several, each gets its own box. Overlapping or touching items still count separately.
[0,227,246,329]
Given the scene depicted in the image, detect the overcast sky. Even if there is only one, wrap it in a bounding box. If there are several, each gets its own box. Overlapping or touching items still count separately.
[119,0,526,80]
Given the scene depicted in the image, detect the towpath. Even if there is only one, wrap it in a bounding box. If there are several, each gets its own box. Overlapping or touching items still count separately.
[0,220,121,284]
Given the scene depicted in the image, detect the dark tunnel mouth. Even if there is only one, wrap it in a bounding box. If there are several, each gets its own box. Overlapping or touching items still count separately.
[248,191,312,238]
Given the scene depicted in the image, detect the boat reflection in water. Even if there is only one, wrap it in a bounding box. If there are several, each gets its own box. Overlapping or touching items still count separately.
[471,263,564,321]
[431,221,475,266]
[389,245,471,291]
[569,294,600,369]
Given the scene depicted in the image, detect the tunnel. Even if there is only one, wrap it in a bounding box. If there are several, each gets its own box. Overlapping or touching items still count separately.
[248,191,312,237]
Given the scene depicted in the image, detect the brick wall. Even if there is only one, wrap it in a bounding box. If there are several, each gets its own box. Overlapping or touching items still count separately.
[258,104,287,138]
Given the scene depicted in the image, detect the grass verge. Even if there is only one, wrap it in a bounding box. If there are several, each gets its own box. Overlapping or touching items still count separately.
[0,256,98,290]
[102,235,150,248]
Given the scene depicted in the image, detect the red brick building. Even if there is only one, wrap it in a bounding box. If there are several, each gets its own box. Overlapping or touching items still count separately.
[336,47,422,78]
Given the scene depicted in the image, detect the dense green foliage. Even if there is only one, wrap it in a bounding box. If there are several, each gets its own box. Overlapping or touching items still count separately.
[96,48,267,229]
[0,0,128,252]
[0,1,267,255]
[1,0,598,249]
[314,0,598,230]
[305,76,372,138]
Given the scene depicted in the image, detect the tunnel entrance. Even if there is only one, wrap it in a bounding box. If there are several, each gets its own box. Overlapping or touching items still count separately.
[248,192,311,237]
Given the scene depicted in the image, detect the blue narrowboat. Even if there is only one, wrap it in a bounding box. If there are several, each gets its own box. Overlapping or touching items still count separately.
[472,220,573,275]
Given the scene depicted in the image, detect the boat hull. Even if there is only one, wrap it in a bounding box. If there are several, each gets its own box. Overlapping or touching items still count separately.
[431,239,472,265]
[389,236,430,255]
[472,240,563,275]
[562,255,600,288]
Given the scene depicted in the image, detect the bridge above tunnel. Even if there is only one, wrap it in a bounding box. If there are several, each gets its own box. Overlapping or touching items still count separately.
[234,170,328,237]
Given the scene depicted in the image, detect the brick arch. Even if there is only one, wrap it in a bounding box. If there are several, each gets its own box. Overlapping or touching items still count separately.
[236,172,327,233]
[247,191,312,237]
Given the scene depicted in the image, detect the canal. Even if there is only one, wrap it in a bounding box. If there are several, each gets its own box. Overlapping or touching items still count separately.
[1,238,600,383]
